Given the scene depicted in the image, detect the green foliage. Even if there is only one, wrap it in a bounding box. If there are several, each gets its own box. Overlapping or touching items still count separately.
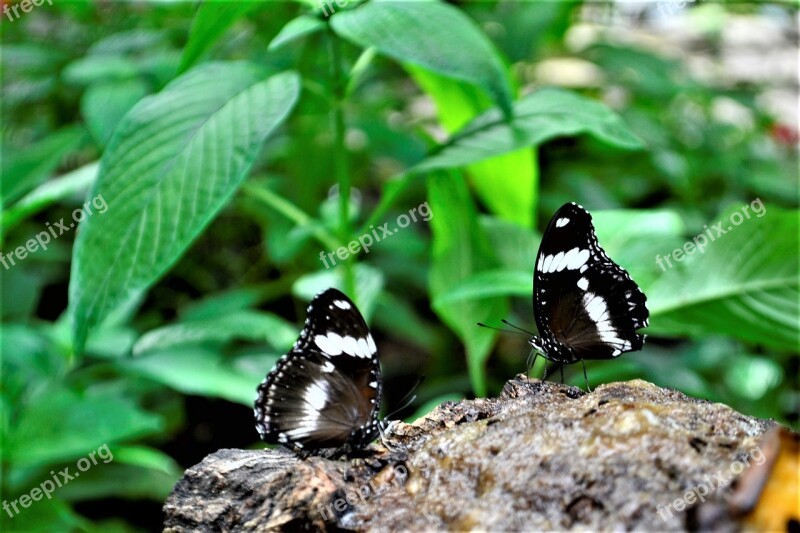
[647,206,799,350]
[2,1,797,530]
[331,0,514,118]
[69,66,301,352]
[429,172,508,396]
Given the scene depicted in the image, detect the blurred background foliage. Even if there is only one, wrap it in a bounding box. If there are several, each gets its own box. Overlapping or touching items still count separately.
[1,0,798,530]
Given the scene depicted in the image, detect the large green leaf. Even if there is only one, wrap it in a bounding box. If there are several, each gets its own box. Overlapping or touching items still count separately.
[268,15,326,51]
[428,172,507,396]
[69,64,300,354]
[331,0,513,118]
[647,206,799,351]
[178,0,257,73]
[413,88,644,173]
[435,269,530,306]
[120,347,261,406]
[6,388,163,468]
[58,463,179,502]
[133,310,297,355]
[408,66,537,227]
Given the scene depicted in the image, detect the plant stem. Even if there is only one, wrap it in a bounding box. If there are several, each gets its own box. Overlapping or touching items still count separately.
[327,25,356,298]
[242,184,339,252]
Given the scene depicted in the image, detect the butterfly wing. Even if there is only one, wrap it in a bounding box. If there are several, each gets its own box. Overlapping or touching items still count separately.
[532,203,649,363]
[254,288,381,452]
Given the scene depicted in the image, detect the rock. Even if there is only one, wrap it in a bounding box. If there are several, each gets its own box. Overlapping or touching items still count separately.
[163,377,793,532]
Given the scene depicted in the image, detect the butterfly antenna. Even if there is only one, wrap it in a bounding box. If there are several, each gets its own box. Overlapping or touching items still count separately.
[385,375,425,420]
[476,322,528,336]
[501,319,536,336]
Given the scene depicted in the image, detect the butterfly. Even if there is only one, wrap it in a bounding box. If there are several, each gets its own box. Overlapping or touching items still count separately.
[253,288,382,456]
[527,202,649,385]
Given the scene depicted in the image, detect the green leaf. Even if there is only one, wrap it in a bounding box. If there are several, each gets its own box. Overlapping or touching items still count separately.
[87,29,169,56]
[111,445,181,475]
[69,65,300,354]
[120,347,261,406]
[268,15,326,51]
[590,208,687,290]
[0,498,84,533]
[179,0,257,73]
[331,0,513,118]
[480,216,540,272]
[2,161,99,231]
[82,78,150,146]
[412,88,644,173]
[408,66,537,227]
[647,206,799,351]
[62,55,140,86]
[435,269,530,306]
[6,388,163,467]
[133,310,297,355]
[58,462,179,502]
[428,172,507,396]
[1,126,86,208]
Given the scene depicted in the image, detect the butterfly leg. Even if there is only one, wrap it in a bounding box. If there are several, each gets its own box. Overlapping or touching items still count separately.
[581,359,592,392]
[286,443,311,460]
[378,420,403,452]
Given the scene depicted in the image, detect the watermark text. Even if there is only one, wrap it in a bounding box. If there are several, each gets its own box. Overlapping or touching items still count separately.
[657,446,766,521]
[655,198,765,272]
[3,443,113,519]
[319,201,432,269]
[0,193,108,271]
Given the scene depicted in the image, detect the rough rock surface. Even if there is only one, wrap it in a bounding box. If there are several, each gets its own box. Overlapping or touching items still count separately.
[163,377,784,531]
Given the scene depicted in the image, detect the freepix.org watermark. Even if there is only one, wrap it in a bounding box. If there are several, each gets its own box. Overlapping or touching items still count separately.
[317,451,429,521]
[3,443,113,519]
[3,0,53,22]
[657,446,766,521]
[319,0,351,18]
[319,201,433,269]
[655,198,765,272]
[0,193,108,271]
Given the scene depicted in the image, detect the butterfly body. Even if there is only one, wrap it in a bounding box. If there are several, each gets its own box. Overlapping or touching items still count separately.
[254,288,381,455]
[530,203,649,367]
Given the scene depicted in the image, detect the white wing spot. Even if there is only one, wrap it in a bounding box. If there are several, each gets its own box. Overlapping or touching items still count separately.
[315,332,344,356]
[556,217,570,227]
[333,299,351,310]
[577,277,589,290]
[304,381,329,410]
[342,335,362,357]
[565,248,590,270]
[582,292,629,353]
[357,338,370,358]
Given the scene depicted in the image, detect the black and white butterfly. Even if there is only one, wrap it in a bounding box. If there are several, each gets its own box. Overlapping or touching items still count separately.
[527,202,649,383]
[254,288,382,455]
